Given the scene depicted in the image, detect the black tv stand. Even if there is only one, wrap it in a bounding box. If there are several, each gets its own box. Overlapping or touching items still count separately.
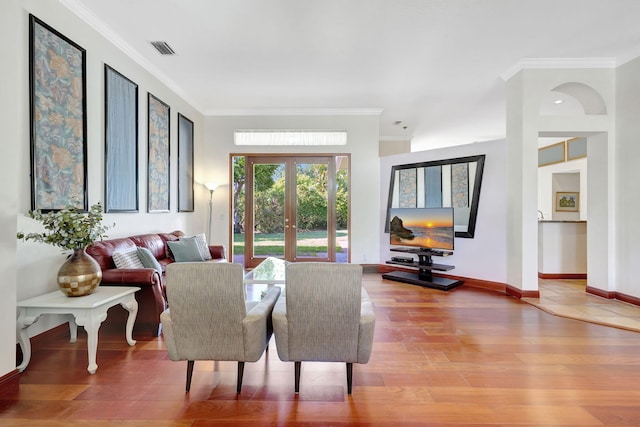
[383,248,463,291]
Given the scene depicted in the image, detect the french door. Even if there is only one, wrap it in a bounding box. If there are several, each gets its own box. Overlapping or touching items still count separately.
[243,155,347,268]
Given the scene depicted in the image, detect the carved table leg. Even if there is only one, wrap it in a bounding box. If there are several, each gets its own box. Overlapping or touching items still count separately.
[16,309,39,373]
[68,314,78,343]
[74,308,108,374]
[120,296,138,346]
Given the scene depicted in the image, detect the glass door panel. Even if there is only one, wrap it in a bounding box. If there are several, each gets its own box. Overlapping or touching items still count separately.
[293,159,331,262]
[244,158,286,267]
[335,156,349,262]
[242,155,349,268]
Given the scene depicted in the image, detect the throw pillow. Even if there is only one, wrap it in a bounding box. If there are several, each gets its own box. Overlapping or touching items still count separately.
[136,247,163,273]
[112,246,145,269]
[166,239,205,262]
[164,242,174,260]
[180,233,212,260]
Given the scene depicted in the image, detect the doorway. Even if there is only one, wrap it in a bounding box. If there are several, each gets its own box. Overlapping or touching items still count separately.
[232,154,350,268]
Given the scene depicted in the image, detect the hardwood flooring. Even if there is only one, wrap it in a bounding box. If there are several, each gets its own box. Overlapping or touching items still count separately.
[526,279,640,333]
[2,274,640,426]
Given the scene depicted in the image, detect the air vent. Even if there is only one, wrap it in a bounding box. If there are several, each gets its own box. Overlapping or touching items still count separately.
[150,41,175,55]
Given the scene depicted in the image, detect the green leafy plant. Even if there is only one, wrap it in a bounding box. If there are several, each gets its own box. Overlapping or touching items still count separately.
[17,203,113,251]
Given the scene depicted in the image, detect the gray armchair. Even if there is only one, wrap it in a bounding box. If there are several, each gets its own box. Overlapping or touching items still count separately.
[272,263,375,394]
[160,262,280,393]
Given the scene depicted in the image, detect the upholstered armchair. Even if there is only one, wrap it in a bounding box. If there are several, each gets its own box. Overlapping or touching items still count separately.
[272,263,375,394]
[160,262,280,393]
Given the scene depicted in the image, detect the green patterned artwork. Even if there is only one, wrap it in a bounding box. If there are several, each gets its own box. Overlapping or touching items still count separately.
[399,168,417,208]
[30,15,87,211]
[451,163,469,208]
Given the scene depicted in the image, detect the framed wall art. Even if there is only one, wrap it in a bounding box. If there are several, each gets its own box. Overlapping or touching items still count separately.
[147,93,170,212]
[105,64,139,212]
[177,113,194,212]
[555,191,579,212]
[29,14,88,211]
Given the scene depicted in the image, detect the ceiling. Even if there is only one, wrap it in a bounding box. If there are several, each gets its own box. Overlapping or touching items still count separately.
[62,0,640,151]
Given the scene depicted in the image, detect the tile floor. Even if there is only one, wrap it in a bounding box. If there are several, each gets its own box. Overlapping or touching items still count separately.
[523,278,640,333]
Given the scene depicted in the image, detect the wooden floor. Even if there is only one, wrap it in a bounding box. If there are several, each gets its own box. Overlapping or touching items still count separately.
[526,278,640,333]
[3,274,640,426]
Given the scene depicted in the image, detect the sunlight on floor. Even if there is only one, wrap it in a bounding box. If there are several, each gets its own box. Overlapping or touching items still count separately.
[523,279,640,333]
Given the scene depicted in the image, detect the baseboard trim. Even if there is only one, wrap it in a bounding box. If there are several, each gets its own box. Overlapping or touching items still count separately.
[506,284,540,299]
[586,286,640,307]
[361,264,381,274]
[0,369,20,392]
[615,291,640,307]
[585,285,615,299]
[538,273,587,279]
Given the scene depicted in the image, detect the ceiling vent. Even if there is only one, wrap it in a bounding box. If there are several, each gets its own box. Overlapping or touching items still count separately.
[150,41,175,55]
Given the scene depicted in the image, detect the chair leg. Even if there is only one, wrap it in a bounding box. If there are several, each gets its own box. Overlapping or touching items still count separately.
[186,360,194,392]
[294,361,301,394]
[237,361,245,393]
[346,363,353,394]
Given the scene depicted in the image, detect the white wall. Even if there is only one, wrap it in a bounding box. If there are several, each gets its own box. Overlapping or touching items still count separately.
[615,56,640,298]
[9,0,206,347]
[538,222,587,274]
[0,0,22,379]
[507,67,615,293]
[204,114,381,264]
[537,158,587,221]
[380,139,507,284]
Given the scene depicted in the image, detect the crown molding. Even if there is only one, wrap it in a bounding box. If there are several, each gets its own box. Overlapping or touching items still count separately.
[617,48,640,67]
[205,108,384,117]
[500,58,617,81]
[58,0,204,112]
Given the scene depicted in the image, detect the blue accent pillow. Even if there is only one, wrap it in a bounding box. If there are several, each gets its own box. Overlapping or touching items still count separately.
[166,240,205,262]
[136,247,163,273]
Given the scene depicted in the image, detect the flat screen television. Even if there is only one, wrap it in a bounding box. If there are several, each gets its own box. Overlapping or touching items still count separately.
[389,207,455,251]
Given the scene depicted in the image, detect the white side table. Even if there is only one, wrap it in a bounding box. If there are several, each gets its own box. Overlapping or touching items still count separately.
[17,286,140,374]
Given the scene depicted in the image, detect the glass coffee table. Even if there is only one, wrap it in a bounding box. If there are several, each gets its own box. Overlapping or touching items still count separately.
[243,257,287,300]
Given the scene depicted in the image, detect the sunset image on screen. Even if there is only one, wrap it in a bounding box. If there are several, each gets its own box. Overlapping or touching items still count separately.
[398,209,453,228]
[389,207,454,250]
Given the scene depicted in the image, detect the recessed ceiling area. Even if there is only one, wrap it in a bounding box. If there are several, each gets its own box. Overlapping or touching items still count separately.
[62,0,640,151]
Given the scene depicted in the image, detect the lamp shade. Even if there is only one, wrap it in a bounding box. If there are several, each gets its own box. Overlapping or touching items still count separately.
[205,182,218,192]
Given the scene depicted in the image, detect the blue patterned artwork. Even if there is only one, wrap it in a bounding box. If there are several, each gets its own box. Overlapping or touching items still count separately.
[147,94,170,212]
[30,15,87,211]
[178,113,194,212]
[105,65,138,212]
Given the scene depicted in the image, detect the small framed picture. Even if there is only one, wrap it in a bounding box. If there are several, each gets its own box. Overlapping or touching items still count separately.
[555,192,579,212]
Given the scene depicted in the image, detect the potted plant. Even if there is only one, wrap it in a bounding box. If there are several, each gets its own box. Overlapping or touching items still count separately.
[17,202,113,297]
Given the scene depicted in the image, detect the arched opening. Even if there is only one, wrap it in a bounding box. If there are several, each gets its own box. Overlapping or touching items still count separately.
[540,82,608,116]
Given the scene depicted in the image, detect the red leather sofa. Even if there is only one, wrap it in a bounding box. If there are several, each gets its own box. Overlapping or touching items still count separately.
[86,231,226,336]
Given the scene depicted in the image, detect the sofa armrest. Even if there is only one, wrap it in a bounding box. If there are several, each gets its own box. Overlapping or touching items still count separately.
[160,309,179,360]
[243,287,281,361]
[208,245,226,260]
[271,295,289,361]
[101,268,161,286]
[358,289,376,363]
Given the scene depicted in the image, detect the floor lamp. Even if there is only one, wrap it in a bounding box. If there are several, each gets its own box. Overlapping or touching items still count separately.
[205,183,218,245]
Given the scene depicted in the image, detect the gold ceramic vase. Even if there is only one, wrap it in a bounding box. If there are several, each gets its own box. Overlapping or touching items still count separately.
[57,248,102,297]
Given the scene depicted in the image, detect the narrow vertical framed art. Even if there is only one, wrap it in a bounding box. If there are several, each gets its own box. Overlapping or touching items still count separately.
[29,14,88,212]
[104,64,139,213]
[147,93,170,212]
[177,113,194,212]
